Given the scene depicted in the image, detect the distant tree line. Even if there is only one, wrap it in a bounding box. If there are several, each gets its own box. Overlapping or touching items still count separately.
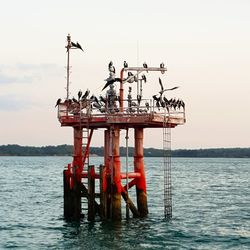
[0,144,249,158]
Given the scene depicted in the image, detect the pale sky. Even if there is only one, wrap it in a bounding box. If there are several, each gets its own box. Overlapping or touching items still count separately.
[0,0,249,149]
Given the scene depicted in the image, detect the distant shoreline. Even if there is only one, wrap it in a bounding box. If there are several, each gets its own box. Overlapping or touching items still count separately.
[0,145,249,158]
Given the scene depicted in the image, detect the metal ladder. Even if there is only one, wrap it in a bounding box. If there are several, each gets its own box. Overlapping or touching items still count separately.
[163,115,172,219]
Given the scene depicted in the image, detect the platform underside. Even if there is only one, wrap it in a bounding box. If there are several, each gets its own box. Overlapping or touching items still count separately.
[59,112,185,128]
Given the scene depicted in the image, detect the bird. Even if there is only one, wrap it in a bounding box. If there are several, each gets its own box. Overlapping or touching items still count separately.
[141,74,147,83]
[72,97,78,103]
[78,90,82,100]
[152,94,160,102]
[81,89,90,100]
[158,78,179,95]
[102,78,122,91]
[71,41,84,51]
[137,94,142,105]
[108,61,115,73]
[125,72,135,83]
[55,98,61,107]
[143,62,148,72]
[90,94,99,104]
[160,62,165,74]
[145,102,150,110]
[99,95,107,104]
[124,61,128,68]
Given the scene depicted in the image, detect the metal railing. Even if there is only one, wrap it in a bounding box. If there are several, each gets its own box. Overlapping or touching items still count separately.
[58,98,185,121]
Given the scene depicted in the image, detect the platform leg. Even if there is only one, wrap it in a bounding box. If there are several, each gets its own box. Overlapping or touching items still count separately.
[111,127,122,220]
[134,128,148,217]
[63,169,81,220]
[88,165,95,221]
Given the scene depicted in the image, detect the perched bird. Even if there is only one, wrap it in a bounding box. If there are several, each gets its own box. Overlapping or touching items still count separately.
[143,62,148,72]
[90,94,99,104]
[108,61,115,73]
[55,98,61,107]
[99,95,107,104]
[152,95,161,110]
[102,78,122,91]
[158,78,179,95]
[141,74,147,83]
[72,97,78,103]
[71,41,84,51]
[124,61,128,68]
[145,102,150,110]
[160,62,165,74]
[81,89,90,100]
[137,94,142,105]
[152,94,160,102]
[78,90,82,100]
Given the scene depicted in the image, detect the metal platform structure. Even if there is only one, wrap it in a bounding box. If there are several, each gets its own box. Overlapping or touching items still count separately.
[58,34,186,221]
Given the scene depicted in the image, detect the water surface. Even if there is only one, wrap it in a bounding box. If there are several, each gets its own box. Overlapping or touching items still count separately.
[0,157,249,249]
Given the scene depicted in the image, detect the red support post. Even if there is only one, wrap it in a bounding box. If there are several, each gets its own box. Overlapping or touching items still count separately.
[111,126,122,220]
[134,128,148,217]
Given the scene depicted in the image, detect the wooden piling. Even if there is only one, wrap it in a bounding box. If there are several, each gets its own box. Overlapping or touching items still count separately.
[99,164,107,219]
[63,168,81,220]
[88,165,95,221]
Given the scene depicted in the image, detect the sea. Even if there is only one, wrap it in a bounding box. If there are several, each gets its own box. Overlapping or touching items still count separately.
[0,156,249,249]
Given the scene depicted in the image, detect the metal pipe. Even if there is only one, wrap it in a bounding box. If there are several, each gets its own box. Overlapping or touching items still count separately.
[119,68,125,112]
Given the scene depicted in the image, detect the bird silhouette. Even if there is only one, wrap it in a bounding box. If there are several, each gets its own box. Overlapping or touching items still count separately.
[108,61,115,73]
[124,61,128,68]
[81,89,90,100]
[143,62,148,72]
[160,62,165,74]
[141,74,147,83]
[55,98,61,107]
[78,90,82,100]
[72,97,78,103]
[102,78,122,91]
[158,78,179,95]
[71,41,84,51]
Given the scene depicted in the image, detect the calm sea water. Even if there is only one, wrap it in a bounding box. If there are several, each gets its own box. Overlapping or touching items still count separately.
[0,156,249,249]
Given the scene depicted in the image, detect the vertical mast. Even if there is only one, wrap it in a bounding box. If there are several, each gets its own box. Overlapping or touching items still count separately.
[66,34,71,100]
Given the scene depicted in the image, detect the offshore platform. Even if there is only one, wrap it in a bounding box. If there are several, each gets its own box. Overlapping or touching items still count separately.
[56,34,186,221]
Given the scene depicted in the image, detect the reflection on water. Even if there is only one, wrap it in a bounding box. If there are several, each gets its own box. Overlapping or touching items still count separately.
[0,157,249,249]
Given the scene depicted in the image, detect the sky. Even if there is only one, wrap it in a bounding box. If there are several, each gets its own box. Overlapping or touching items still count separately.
[0,0,249,149]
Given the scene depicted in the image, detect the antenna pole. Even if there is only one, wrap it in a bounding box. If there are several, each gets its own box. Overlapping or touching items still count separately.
[66,34,71,100]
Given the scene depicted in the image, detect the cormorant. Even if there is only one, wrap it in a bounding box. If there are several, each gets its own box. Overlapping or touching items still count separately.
[78,90,82,100]
[71,41,84,51]
[99,95,107,104]
[102,78,122,91]
[159,77,179,95]
[55,98,61,107]
[142,74,147,83]
[72,97,78,103]
[108,61,115,73]
[81,89,90,100]
[124,61,128,68]
[143,62,148,72]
